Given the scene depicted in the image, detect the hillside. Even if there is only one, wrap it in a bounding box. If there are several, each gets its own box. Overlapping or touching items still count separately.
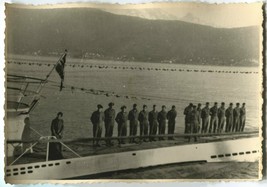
[5,7,260,66]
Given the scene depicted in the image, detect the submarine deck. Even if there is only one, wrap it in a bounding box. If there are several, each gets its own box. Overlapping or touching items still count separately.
[6,132,259,166]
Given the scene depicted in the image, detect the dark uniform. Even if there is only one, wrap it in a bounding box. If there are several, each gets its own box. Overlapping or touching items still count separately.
[104,103,116,145]
[49,113,64,160]
[184,104,193,134]
[138,107,149,141]
[225,104,234,132]
[22,117,33,153]
[115,107,128,144]
[233,104,241,132]
[90,106,105,146]
[189,106,198,142]
[209,104,218,133]
[51,118,64,139]
[196,104,202,132]
[157,107,167,140]
[201,104,210,133]
[167,106,177,140]
[240,104,246,132]
[217,104,226,133]
[149,106,158,141]
[128,105,139,143]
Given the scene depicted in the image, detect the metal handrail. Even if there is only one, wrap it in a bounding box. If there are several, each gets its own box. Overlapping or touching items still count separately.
[9,142,39,166]
[7,74,47,82]
[8,135,81,166]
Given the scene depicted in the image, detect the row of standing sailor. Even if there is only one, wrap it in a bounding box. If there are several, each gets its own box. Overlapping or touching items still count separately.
[49,102,246,159]
[90,103,177,147]
[184,102,246,141]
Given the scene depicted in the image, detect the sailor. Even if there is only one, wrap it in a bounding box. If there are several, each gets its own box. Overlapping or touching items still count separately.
[217,102,226,133]
[167,105,177,140]
[149,105,159,141]
[225,103,234,132]
[90,104,105,147]
[196,103,202,132]
[240,103,246,132]
[115,106,128,144]
[128,104,139,143]
[49,112,64,160]
[209,102,218,133]
[138,105,149,142]
[22,117,33,153]
[189,105,198,142]
[201,102,210,133]
[104,102,116,146]
[157,105,167,140]
[183,103,193,134]
[233,103,241,132]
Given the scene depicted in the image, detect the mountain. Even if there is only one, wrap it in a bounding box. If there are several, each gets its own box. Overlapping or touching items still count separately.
[5,7,260,66]
[102,8,183,22]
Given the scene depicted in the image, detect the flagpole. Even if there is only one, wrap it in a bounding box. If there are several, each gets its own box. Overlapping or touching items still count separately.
[45,49,68,81]
[36,49,68,95]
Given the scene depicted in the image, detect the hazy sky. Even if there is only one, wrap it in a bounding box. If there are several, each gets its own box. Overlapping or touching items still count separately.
[7,2,263,28]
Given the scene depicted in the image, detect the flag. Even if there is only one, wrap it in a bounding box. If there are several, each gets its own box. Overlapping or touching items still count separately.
[55,50,67,91]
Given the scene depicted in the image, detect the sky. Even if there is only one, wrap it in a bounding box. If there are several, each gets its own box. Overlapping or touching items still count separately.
[6,2,263,28]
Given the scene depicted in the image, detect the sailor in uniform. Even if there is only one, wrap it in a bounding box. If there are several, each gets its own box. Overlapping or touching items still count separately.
[196,103,202,133]
[149,105,159,141]
[240,103,246,132]
[233,103,241,132]
[128,104,139,143]
[90,104,105,147]
[167,105,177,140]
[49,112,64,160]
[209,102,218,133]
[157,105,167,140]
[104,102,116,146]
[225,103,234,132]
[189,105,198,142]
[217,102,226,133]
[115,106,128,144]
[201,102,210,133]
[184,103,193,134]
[138,105,149,142]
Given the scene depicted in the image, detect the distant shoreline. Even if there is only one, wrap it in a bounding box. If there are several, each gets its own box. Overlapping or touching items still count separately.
[6,53,260,68]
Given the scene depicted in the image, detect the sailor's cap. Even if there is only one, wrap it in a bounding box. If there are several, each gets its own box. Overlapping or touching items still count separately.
[121,105,127,110]
[57,112,63,116]
[97,104,103,109]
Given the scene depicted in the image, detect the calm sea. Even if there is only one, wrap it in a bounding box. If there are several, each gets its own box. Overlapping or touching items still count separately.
[7,55,261,139]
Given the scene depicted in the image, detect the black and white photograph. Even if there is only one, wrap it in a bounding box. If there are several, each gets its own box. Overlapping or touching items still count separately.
[4,2,263,182]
